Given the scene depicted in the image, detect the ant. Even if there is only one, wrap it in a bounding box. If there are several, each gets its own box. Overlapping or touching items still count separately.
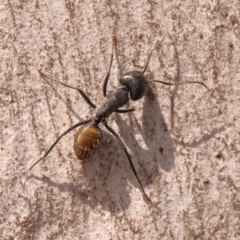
[26,36,208,204]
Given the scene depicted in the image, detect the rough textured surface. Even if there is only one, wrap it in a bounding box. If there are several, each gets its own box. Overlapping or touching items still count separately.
[1,1,240,239]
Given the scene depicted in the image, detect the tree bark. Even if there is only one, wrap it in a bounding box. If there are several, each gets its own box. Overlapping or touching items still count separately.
[1,1,239,239]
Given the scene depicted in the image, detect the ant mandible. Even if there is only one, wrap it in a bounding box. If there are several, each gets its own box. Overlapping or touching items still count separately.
[26,36,208,204]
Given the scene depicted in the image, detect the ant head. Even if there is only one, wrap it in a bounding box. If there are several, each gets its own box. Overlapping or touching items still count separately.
[119,71,149,101]
[74,124,102,160]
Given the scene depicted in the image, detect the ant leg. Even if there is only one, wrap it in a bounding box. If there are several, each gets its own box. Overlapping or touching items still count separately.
[142,35,166,74]
[115,108,135,113]
[104,122,153,204]
[149,80,208,90]
[38,70,97,109]
[102,37,115,97]
[25,119,92,172]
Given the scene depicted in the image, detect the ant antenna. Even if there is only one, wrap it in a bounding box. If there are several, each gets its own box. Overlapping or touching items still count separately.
[148,80,209,90]
[142,35,166,74]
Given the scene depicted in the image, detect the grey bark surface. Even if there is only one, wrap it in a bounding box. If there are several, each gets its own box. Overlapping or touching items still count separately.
[1,1,240,239]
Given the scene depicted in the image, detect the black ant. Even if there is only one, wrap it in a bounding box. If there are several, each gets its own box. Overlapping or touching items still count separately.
[26,36,208,204]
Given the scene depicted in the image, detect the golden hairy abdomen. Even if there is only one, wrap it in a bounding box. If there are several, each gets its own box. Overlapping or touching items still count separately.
[73,124,102,159]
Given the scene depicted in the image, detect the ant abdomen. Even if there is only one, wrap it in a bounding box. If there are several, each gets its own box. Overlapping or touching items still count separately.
[119,71,149,101]
[73,124,102,159]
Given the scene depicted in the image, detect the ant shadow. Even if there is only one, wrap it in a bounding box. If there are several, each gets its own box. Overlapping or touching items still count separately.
[115,92,174,177]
